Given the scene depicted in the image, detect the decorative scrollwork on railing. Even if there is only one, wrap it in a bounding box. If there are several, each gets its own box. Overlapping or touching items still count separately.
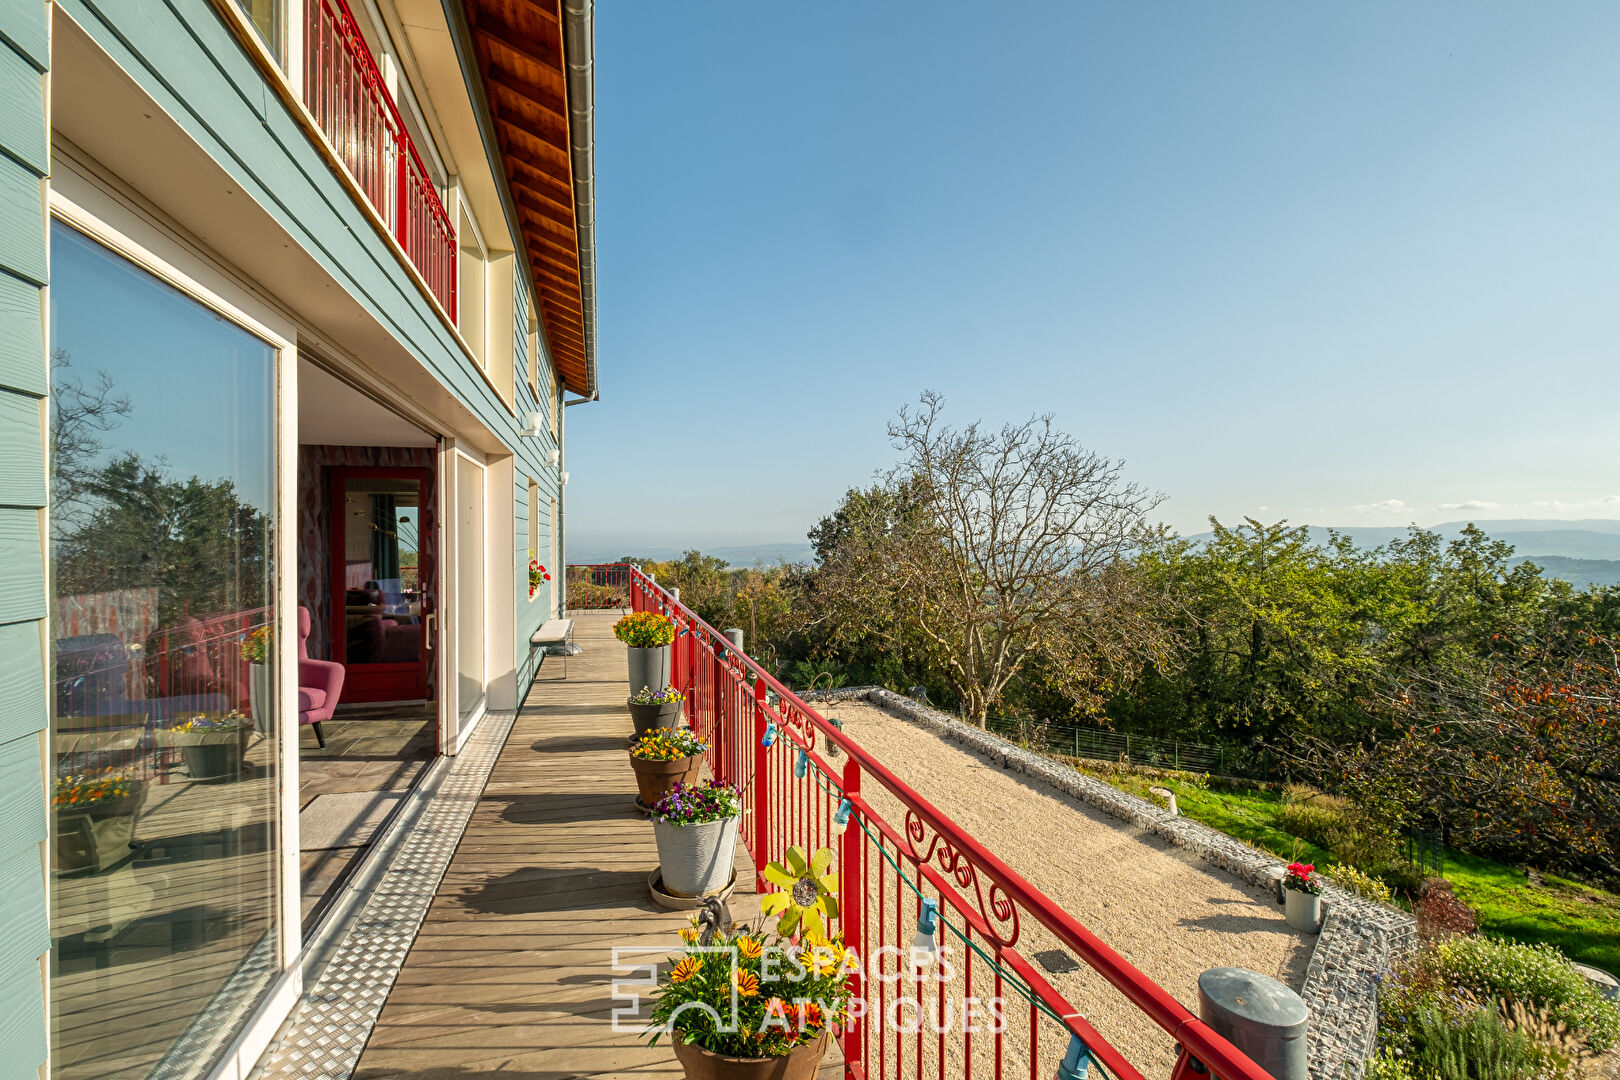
[903,809,1022,947]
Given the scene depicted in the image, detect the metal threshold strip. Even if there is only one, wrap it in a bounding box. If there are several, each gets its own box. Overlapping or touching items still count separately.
[249,711,516,1080]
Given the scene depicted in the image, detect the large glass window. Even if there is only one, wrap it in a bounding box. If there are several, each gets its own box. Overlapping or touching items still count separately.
[49,220,281,1080]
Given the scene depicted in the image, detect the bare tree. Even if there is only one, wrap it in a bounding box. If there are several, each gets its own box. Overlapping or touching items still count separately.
[810,391,1170,725]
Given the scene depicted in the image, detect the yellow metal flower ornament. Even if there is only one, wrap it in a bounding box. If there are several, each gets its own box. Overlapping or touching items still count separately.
[759,846,839,939]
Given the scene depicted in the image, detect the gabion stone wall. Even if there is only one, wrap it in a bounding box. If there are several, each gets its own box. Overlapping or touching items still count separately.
[811,687,1416,1080]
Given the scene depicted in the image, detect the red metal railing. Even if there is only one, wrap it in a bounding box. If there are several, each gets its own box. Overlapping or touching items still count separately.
[574,564,1272,1080]
[304,0,457,320]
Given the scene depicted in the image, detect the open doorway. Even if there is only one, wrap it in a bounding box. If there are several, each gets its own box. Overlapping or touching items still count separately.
[296,361,440,929]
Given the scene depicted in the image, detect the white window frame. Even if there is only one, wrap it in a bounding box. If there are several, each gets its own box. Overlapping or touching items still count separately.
[47,180,304,1080]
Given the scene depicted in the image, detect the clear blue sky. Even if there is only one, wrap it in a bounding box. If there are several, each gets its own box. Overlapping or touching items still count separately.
[566,2,1620,551]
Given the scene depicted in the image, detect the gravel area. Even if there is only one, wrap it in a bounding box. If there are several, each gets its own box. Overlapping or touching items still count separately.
[828,699,1312,1075]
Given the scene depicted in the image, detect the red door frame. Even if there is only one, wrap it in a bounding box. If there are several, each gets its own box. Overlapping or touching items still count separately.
[328,466,434,703]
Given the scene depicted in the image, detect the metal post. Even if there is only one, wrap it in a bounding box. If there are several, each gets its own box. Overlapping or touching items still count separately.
[839,757,864,1073]
[723,628,744,652]
[1197,969,1308,1080]
[753,677,770,892]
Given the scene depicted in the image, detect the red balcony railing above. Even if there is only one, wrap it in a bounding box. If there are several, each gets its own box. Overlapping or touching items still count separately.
[569,564,1275,1080]
[304,0,457,321]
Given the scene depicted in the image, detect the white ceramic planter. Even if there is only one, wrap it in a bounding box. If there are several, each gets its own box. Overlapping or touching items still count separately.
[652,813,740,897]
[1284,888,1321,933]
[626,645,671,697]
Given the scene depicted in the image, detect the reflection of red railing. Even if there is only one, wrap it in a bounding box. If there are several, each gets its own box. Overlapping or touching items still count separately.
[54,607,271,784]
[574,563,1272,1080]
[303,0,457,320]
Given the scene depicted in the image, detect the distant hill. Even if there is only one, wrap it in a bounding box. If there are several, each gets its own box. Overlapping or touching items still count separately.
[1185,518,1620,589]
[1508,556,1620,590]
[567,541,814,567]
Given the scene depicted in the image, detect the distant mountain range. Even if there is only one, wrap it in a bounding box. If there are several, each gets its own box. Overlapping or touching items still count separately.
[1186,518,1620,590]
[567,541,816,567]
[570,519,1620,587]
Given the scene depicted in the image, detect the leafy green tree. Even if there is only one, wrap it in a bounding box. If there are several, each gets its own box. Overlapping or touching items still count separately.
[54,453,272,626]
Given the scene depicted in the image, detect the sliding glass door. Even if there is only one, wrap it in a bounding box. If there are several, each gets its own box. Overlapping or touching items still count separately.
[48,219,283,1079]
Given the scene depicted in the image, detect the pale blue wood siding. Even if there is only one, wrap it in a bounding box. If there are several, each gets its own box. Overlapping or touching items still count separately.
[0,0,50,1073]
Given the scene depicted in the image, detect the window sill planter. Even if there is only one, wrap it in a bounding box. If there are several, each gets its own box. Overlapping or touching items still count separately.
[1284,888,1321,933]
[627,645,672,698]
[55,784,148,874]
[672,1031,829,1080]
[629,697,682,738]
[630,750,704,808]
[652,813,741,897]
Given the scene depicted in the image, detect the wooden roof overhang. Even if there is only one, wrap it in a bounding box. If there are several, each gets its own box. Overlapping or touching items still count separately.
[462,0,594,398]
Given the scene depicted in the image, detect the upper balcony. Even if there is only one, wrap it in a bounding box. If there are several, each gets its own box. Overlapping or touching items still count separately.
[303,0,457,320]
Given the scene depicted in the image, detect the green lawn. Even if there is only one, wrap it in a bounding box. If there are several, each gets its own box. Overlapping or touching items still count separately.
[1076,766,1620,973]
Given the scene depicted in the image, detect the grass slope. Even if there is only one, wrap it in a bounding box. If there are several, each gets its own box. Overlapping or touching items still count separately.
[1077,767,1620,972]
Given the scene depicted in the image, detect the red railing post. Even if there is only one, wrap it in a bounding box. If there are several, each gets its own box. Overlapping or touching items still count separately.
[711,647,727,784]
[753,676,770,892]
[839,757,864,1074]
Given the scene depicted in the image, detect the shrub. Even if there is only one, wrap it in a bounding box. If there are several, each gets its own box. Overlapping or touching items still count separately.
[1363,1049,1416,1080]
[1378,859,1427,899]
[1328,863,1394,905]
[1428,937,1620,1050]
[1417,884,1479,942]
[1278,797,1345,848]
[1403,1005,1545,1080]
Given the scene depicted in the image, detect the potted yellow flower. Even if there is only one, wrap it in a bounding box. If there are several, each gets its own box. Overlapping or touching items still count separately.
[629,683,684,737]
[240,625,274,733]
[616,611,675,696]
[630,727,708,809]
[159,711,254,781]
[647,849,857,1079]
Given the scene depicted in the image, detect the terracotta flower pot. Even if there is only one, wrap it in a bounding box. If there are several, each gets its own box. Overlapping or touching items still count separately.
[672,1031,828,1080]
[630,752,703,807]
[628,699,683,737]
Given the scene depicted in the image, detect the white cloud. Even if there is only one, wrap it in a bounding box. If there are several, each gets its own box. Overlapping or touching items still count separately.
[1440,499,1500,511]
[1353,498,1407,512]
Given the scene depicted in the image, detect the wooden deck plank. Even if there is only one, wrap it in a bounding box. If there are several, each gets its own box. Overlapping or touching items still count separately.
[352,612,762,1080]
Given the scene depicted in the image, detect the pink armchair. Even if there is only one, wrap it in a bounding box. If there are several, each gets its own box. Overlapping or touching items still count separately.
[298,606,344,748]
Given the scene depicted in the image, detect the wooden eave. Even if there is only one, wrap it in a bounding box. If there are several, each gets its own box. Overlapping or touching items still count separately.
[464,0,590,396]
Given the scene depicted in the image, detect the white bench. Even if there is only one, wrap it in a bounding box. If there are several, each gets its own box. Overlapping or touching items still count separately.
[530,618,576,678]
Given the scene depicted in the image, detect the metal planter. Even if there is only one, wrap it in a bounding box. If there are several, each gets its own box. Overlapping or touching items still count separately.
[627,645,672,697]
[652,813,740,897]
[628,699,683,737]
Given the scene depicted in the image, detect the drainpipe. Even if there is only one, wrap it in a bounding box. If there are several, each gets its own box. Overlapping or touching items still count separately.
[561,0,598,402]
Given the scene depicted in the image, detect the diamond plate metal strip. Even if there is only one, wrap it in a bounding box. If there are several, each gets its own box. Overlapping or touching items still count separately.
[249,711,516,1080]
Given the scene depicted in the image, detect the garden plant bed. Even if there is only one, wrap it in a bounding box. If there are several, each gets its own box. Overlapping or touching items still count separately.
[1079,769,1620,973]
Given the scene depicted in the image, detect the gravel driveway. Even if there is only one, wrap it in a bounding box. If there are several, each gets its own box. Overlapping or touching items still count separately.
[827,700,1312,1075]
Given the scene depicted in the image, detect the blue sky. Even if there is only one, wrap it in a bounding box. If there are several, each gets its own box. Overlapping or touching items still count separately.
[566,2,1620,550]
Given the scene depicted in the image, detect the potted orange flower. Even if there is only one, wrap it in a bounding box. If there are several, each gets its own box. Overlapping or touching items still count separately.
[54,771,146,873]
[630,726,708,809]
[647,848,857,1079]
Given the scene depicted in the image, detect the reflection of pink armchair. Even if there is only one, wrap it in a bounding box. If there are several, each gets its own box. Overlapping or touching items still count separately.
[298,606,344,748]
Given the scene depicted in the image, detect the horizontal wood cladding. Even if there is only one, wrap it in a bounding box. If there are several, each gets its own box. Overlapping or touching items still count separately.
[464,0,588,396]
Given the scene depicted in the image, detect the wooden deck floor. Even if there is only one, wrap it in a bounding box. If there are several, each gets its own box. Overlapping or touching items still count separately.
[352,612,763,1080]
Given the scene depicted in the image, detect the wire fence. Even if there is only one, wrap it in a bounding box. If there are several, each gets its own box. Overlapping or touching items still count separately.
[980,714,1267,780]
